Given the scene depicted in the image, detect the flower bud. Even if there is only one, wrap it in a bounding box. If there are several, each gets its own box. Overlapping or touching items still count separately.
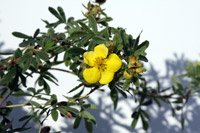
[129,56,137,65]
[123,71,132,79]
[136,67,144,73]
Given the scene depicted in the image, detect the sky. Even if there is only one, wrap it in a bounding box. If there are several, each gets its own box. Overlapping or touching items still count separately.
[0,0,200,68]
[0,0,200,132]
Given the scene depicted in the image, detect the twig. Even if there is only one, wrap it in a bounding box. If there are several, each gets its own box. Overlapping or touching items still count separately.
[0,102,31,109]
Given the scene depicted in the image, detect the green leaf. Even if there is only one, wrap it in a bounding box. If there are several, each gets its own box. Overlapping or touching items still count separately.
[116,87,127,98]
[58,107,79,115]
[69,31,88,40]
[27,87,36,95]
[19,73,27,87]
[134,41,149,56]
[139,55,148,62]
[110,88,118,110]
[77,34,93,47]
[120,29,129,46]
[88,15,97,33]
[2,67,16,84]
[133,33,141,48]
[33,28,40,38]
[51,109,59,121]
[18,52,33,72]
[44,81,51,94]
[84,118,93,133]
[30,101,41,108]
[73,116,82,129]
[19,115,32,122]
[19,41,29,47]
[68,83,83,93]
[181,114,185,130]
[14,48,22,58]
[12,90,32,97]
[35,51,49,61]
[83,104,97,110]
[113,32,123,51]
[12,127,31,132]
[48,7,62,20]
[78,21,92,32]
[81,111,96,124]
[92,36,107,44]
[57,7,66,22]
[99,27,110,39]
[68,47,86,56]
[131,114,139,128]
[43,75,58,86]
[123,80,131,91]
[12,32,31,39]
[141,112,149,131]
[44,40,55,50]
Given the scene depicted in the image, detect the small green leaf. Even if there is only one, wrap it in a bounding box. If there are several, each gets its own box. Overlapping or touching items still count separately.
[30,101,41,108]
[12,32,31,39]
[33,28,40,38]
[88,15,97,33]
[133,33,141,48]
[131,114,139,128]
[12,90,32,97]
[92,36,107,44]
[51,109,59,121]
[78,21,92,32]
[134,41,149,56]
[57,7,66,22]
[84,118,93,133]
[110,88,118,110]
[14,48,22,58]
[139,55,148,62]
[35,51,49,61]
[73,116,82,129]
[81,111,96,124]
[58,107,79,115]
[27,87,36,95]
[69,31,88,40]
[19,115,32,122]
[48,7,62,20]
[83,104,97,110]
[68,83,83,93]
[181,114,185,130]
[116,87,127,98]
[12,127,31,132]
[123,80,131,91]
[68,47,86,56]
[141,112,149,131]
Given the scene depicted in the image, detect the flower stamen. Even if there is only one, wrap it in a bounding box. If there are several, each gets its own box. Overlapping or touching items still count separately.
[94,57,107,71]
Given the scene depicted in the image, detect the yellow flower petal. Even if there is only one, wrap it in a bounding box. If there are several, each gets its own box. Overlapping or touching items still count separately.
[83,51,96,66]
[94,44,108,58]
[83,67,101,84]
[99,71,114,84]
[105,53,122,72]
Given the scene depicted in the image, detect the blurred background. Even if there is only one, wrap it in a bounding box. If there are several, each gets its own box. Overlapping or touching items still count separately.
[0,0,200,132]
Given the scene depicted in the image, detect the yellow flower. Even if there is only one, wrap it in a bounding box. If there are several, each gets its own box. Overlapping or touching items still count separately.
[83,44,122,84]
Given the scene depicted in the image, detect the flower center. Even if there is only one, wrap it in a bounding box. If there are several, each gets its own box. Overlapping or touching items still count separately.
[94,57,107,71]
